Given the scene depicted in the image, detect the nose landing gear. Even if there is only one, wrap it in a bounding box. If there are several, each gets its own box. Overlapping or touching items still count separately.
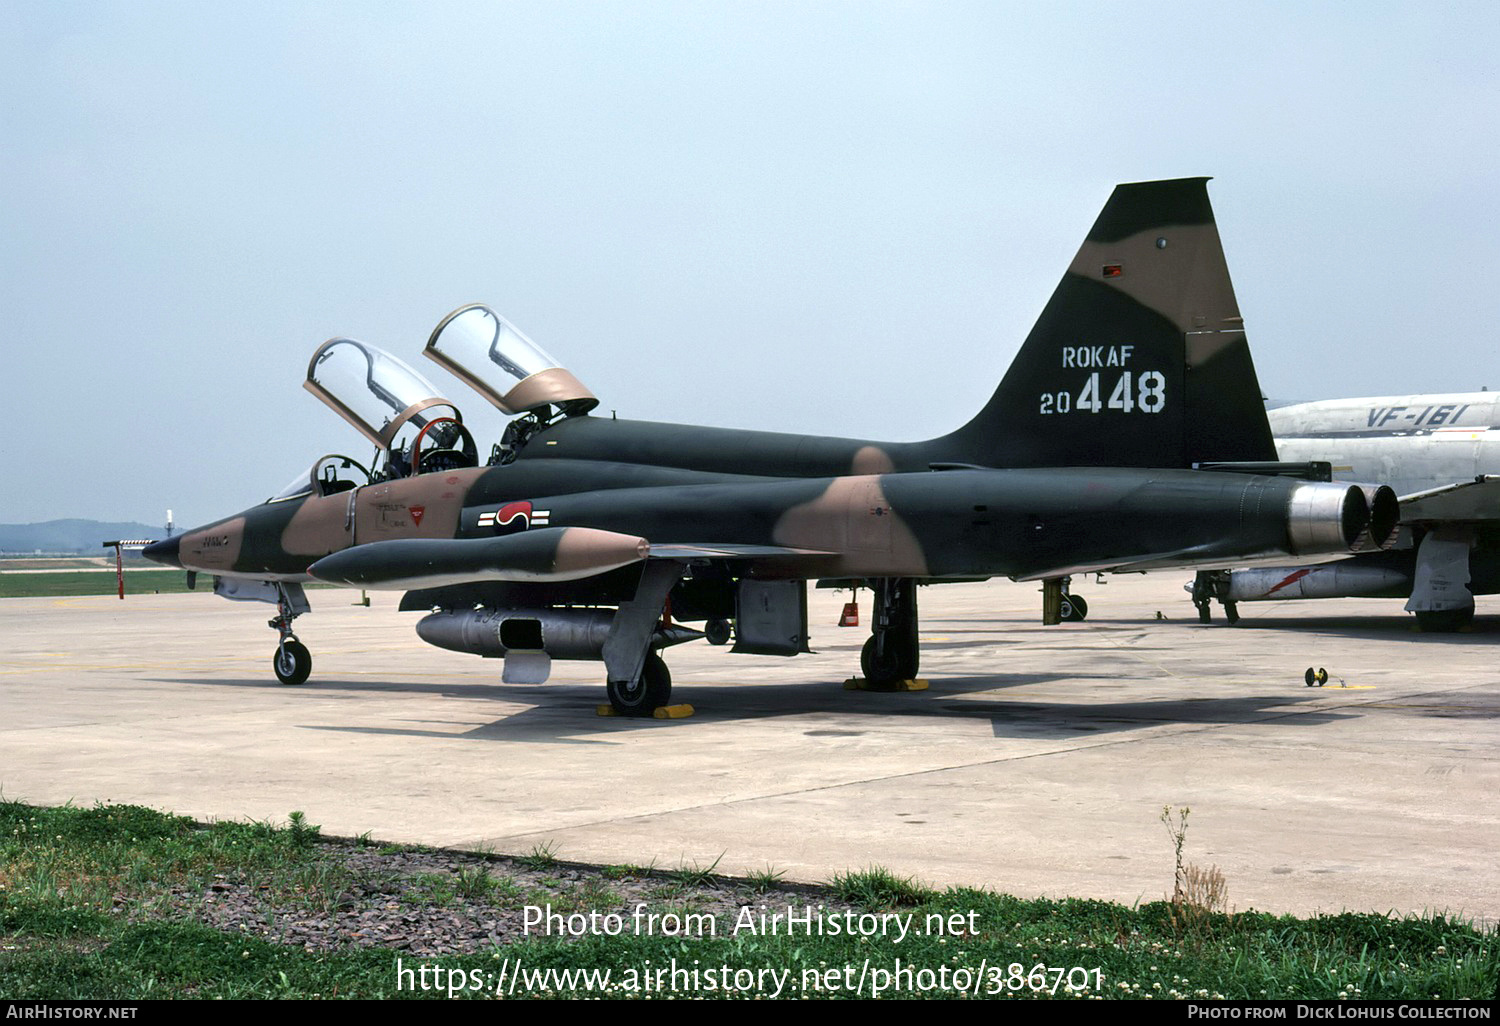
[268,583,313,685]
[274,637,312,686]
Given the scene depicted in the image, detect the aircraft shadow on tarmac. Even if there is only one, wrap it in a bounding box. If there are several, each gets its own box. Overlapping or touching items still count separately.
[1110,611,1497,639]
[147,671,1358,744]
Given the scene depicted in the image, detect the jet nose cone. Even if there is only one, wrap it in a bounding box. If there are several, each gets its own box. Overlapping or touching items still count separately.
[142,536,182,568]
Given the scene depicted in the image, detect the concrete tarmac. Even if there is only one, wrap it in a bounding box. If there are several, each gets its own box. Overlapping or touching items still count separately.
[1,575,1495,924]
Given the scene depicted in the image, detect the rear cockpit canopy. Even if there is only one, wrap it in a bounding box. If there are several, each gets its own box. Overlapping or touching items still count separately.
[424,304,598,418]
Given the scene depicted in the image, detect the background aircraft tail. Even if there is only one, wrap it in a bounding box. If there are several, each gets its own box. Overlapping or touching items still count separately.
[933,177,1276,469]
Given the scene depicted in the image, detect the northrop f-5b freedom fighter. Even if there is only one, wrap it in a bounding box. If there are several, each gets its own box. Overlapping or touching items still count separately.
[143,179,1398,715]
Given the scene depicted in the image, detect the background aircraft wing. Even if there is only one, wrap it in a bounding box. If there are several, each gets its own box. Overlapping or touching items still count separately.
[1397,475,1500,523]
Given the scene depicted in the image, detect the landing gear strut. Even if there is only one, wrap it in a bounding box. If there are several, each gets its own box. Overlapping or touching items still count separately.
[268,584,313,685]
[1191,570,1238,625]
[1041,576,1088,624]
[602,562,685,716]
[860,578,919,683]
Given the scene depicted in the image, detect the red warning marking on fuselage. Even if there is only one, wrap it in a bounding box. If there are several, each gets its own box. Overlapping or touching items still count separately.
[410,505,426,526]
[1266,568,1312,596]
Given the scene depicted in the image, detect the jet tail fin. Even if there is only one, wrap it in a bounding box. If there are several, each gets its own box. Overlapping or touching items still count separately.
[934,177,1275,469]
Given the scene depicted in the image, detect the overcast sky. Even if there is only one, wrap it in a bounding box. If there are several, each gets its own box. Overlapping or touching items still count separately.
[4,1,1497,528]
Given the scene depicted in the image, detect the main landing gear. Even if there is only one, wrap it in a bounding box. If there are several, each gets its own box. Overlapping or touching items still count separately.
[860,578,920,684]
[1060,592,1089,622]
[1041,576,1090,624]
[1191,570,1239,625]
[1406,528,1476,633]
[605,652,672,716]
[601,562,685,716]
[1413,607,1475,633]
[268,583,313,685]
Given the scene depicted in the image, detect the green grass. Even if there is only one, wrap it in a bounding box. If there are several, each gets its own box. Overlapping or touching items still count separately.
[0,570,199,598]
[745,864,786,891]
[1,800,1494,1000]
[829,866,936,906]
[0,558,117,570]
[518,840,560,870]
[0,571,338,598]
[667,852,724,888]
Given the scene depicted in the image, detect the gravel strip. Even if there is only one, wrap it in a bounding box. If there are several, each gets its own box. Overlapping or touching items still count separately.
[126,838,851,956]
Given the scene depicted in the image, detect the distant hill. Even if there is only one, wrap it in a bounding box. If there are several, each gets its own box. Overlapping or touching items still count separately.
[0,519,163,554]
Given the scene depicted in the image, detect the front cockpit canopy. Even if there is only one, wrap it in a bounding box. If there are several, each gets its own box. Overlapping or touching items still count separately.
[424,304,598,417]
[268,453,372,504]
[305,337,463,449]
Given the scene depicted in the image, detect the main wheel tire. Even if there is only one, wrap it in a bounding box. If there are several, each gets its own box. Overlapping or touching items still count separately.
[861,634,918,682]
[1414,607,1475,633]
[607,653,671,716]
[861,636,892,681]
[1061,594,1089,622]
[704,618,732,646]
[273,639,312,686]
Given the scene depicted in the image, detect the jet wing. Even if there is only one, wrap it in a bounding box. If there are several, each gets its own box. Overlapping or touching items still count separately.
[309,529,837,590]
[645,543,837,560]
[308,527,651,589]
[1017,545,1351,582]
[1397,475,1500,524]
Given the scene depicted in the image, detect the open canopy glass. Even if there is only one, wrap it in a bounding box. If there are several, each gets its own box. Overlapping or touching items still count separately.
[304,337,463,449]
[424,304,597,417]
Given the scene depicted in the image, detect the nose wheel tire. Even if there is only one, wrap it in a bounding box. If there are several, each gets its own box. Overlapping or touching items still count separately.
[607,653,671,716]
[273,639,312,686]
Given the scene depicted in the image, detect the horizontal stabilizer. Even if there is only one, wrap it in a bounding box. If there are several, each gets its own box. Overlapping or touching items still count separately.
[308,527,649,590]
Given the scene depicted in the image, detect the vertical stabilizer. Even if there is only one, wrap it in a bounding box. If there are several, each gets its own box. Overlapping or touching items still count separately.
[935,178,1275,468]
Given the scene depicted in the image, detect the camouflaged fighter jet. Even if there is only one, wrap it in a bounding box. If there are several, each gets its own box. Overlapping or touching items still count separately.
[142,178,1399,715]
[1190,393,1500,630]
